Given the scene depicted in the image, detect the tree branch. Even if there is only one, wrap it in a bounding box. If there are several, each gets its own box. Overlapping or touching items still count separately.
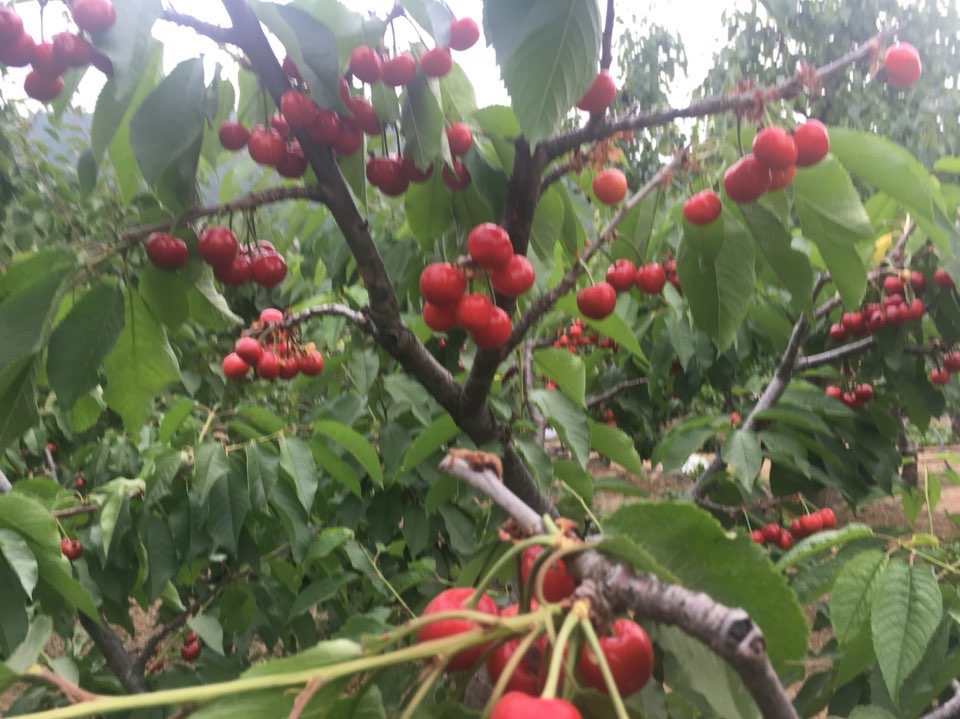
[922,680,960,719]
[600,0,615,71]
[586,377,647,408]
[795,336,874,371]
[26,667,98,704]
[79,613,146,694]
[273,303,372,333]
[52,504,99,519]
[438,453,800,719]
[160,9,237,44]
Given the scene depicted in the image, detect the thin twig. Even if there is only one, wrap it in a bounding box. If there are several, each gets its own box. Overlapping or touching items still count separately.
[288,677,325,719]
[160,8,236,44]
[439,455,542,536]
[586,377,647,408]
[52,505,100,519]
[44,447,59,484]
[795,336,875,371]
[26,667,99,704]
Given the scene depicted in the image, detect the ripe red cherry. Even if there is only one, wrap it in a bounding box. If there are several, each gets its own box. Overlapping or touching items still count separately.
[883,275,903,294]
[416,587,500,672]
[280,91,317,128]
[828,323,847,342]
[298,350,324,376]
[72,0,117,34]
[0,7,24,43]
[448,17,480,51]
[490,255,535,297]
[366,155,399,189]
[382,52,417,86]
[349,45,382,84]
[931,367,951,385]
[252,253,287,287]
[145,232,188,270]
[247,125,286,166]
[419,47,453,78]
[420,263,467,306]
[486,606,545,695]
[576,69,617,113]
[751,529,764,544]
[799,511,824,535]
[180,641,202,662]
[24,71,64,102]
[820,507,837,528]
[446,123,473,156]
[60,537,83,561]
[605,259,636,292]
[0,32,36,67]
[683,189,722,225]
[256,352,281,380]
[826,385,842,400]
[455,293,494,332]
[214,254,252,285]
[32,42,68,78]
[492,693,582,719]
[945,352,960,373]
[468,223,513,269]
[74,474,86,490]
[762,523,781,543]
[635,263,667,295]
[752,126,798,170]
[260,308,284,325]
[592,168,627,205]
[842,311,864,334]
[910,270,926,292]
[198,226,238,268]
[793,120,830,167]
[276,142,308,179]
[441,160,471,189]
[333,120,363,156]
[768,165,796,191]
[218,120,248,150]
[423,302,458,332]
[854,383,874,402]
[234,337,263,365]
[278,355,299,380]
[472,307,513,350]
[52,32,94,68]
[730,411,741,427]
[577,619,654,696]
[222,352,251,381]
[402,156,433,183]
[790,518,805,540]
[520,545,576,602]
[308,109,341,145]
[723,154,771,203]
[576,283,617,320]
[883,42,922,88]
[934,268,955,290]
[777,529,794,550]
[347,97,381,136]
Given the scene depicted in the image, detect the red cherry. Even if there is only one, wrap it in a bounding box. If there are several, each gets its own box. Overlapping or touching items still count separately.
[472,307,513,350]
[332,120,363,156]
[723,154,771,203]
[416,587,500,672]
[730,411,741,427]
[32,42,68,78]
[307,109,341,145]
[605,259,637,292]
[280,91,318,128]
[446,123,473,156]
[349,45,382,84]
[762,523,781,543]
[790,518,805,540]
[800,512,824,535]
[180,641,202,662]
[592,168,627,205]
[298,350,324,376]
[347,97,381,136]
[906,298,925,320]
[576,70,617,114]
[455,293,494,332]
[825,385,843,400]
[256,352,281,380]
[366,155,398,189]
[776,529,794,550]
[0,31,36,67]
[520,545,576,602]
[60,537,83,561]
[247,126,286,166]
[842,312,864,334]
[0,7,24,43]
[419,263,467,306]
[576,283,617,320]
[934,268,955,290]
[282,55,301,81]
[883,42,922,88]
[820,508,837,528]
[251,253,287,287]
[931,367,951,386]
[486,606,545,695]
[214,254,253,285]
[401,156,434,183]
[577,619,654,696]
[752,126,798,170]
[145,232,188,270]
[441,160,471,190]
[234,337,263,365]
[490,255,535,297]
[945,352,960,373]
[71,0,117,34]
[768,165,796,191]
[751,529,765,544]
[278,355,299,380]
[468,223,513,269]
[382,52,417,87]
[218,120,248,151]
[491,693,582,719]
[24,71,64,102]
[259,308,284,324]
[276,142,308,179]
[74,474,86,490]
[793,120,830,167]
[198,226,238,268]
[883,275,903,294]
[222,352,251,381]
[423,302,459,332]
[448,17,480,51]
[854,383,874,402]
[635,263,667,295]
[419,47,452,78]
[269,113,290,139]
[910,270,927,293]
[828,323,847,342]
[682,189,722,225]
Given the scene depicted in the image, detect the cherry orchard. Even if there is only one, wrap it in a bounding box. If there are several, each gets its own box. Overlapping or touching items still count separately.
[2,0,960,717]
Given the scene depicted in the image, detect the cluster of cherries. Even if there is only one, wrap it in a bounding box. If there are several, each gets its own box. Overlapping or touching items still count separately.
[419,223,535,348]
[929,349,960,386]
[552,318,618,354]
[418,545,652,719]
[828,270,942,343]
[575,255,677,322]
[825,382,875,410]
[180,631,202,662]
[365,121,474,196]
[222,308,324,382]
[751,507,838,550]
[0,0,115,103]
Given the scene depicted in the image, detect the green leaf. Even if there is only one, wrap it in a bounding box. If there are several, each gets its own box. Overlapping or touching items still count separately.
[0,494,59,554]
[720,430,762,490]
[91,0,162,105]
[142,514,177,601]
[606,503,808,666]
[273,5,342,110]
[530,186,566,262]
[187,614,225,657]
[242,639,362,678]
[399,414,460,474]
[383,374,435,425]
[588,421,644,476]
[280,436,319,512]
[312,420,383,486]
[486,0,601,146]
[47,282,124,409]
[530,389,589,467]
[0,356,40,453]
[793,156,872,308]
[207,471,250,556]
[313,443,360,498]
[5,615,52,674]
[775,523,874,571]
[533,347,585,407]
[189,690,293,719]
[404,167,453,246]
[34,553,98,620]
[102,293,180,434]
[440,62,478,121]
[556,294,648,364]
[0,529,38,598]
[739,203,814,318]
[129,58,206,187]
[188,267,244,329]
[653,416,721,475]
[192,442,231,504]
[401,75,447,170]
[402,0,455,45]
[871,560,942,701]
[848,708,899,719]
[140,264,189,328]
[677,212,755,351]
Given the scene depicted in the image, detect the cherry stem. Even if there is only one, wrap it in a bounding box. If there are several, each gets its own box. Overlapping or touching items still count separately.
[397,659,446,719]
[579,618,631,719]
[540,606,580,700]
[481,625,546,715]
[466,536,545,609]
[531,544,587,608]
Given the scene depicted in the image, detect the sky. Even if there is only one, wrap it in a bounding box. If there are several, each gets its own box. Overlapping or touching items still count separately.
[2,0,743,112]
